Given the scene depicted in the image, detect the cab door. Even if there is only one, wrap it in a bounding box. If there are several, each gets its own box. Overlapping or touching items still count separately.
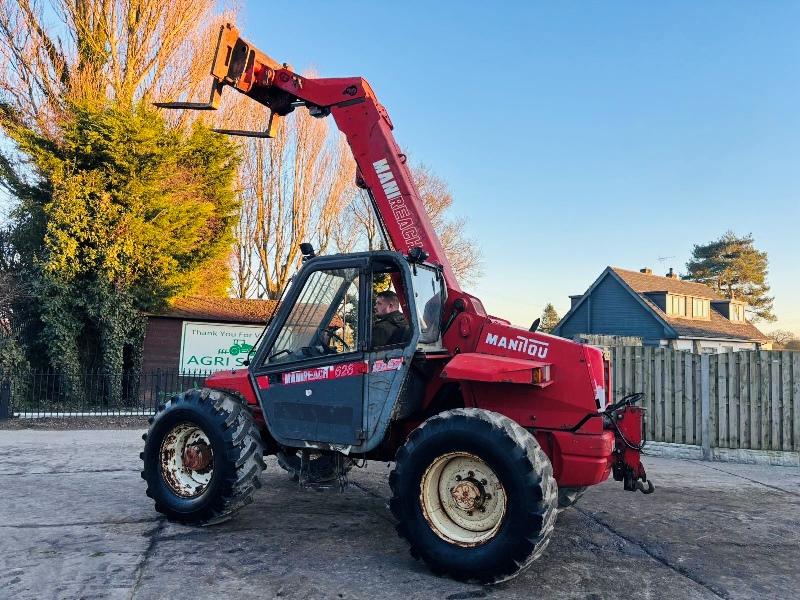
[252,259,367,446]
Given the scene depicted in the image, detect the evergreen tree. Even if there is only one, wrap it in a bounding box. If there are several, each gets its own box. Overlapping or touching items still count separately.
[0,0,236,402]
[684,231,775,322]
[0,104,238,397]
[540,303,560,334]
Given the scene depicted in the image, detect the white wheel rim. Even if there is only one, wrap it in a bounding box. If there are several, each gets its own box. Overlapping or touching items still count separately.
[420,451,507,547]
[159,422,214,498]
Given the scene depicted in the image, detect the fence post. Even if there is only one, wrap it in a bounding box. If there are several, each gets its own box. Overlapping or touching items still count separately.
[0,378,10,420]
[701,353,711,460]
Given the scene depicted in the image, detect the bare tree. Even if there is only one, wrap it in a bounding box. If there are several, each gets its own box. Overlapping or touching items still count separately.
[413,164,482,285]
[231,169,261,299]
[0,0,232,134]
[768,330,795,348]
[348,163,482,285]
[350,190,383,251]
[226,98,357,300]
[231,124,482,297]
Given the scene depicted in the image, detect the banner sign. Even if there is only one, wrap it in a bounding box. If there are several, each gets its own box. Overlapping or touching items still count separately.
[179,321,264,374]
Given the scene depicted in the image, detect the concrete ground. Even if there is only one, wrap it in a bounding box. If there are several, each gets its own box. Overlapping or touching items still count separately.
[0,430,798,600]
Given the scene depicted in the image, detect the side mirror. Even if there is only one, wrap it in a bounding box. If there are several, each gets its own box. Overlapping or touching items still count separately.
[407,246,429,263]
[529,318,540,333]
[300,242,316,261]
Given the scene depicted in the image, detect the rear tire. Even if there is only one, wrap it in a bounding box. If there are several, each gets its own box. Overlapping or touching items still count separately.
[389,408,558,584]
[141,388,265,525]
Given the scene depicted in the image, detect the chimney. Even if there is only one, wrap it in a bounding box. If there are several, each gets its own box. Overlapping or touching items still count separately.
[666,267,679,279]
[569,295,583,309]
[640,267,652,275]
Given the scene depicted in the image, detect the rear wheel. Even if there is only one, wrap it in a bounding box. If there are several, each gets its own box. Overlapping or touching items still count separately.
[141,388,265,525]
[389,408,558,584]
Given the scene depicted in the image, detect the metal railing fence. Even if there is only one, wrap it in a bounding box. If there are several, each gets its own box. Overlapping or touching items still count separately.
[0,369,212,418]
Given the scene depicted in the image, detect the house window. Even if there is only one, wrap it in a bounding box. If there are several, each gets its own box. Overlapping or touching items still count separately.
[669,295,687,317]
[692,297,709,319]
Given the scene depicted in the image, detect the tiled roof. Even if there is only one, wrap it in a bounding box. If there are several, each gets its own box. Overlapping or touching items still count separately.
[612,267,725,300]
[668,312,767,342]
[150,296,279,324]
[612,268,767,342]
[149,296,346,329]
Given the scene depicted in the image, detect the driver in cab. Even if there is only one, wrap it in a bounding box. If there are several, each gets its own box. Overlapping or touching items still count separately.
[372,290,409,347]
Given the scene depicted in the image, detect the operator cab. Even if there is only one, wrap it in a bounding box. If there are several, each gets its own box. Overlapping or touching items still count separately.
[370,256,445,352]
[250,250,446,452]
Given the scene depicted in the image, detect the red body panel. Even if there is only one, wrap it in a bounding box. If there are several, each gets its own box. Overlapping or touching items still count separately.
[441,353,550,385]
[438,317,606,429]
[205,369,257,404]
[539,430,615,487]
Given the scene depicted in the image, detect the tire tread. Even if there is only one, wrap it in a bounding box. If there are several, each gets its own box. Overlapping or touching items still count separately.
[389,408,558,584]
[141,388,265,525]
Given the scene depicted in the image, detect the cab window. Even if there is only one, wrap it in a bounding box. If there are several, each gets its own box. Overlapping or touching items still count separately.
[266,267,360,364]
[411,265,444,348]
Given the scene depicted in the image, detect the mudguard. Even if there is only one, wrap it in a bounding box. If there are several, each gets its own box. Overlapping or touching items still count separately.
[440,352,552,387]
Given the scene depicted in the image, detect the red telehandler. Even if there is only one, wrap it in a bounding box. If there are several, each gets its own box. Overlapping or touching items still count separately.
[142,23,653,584]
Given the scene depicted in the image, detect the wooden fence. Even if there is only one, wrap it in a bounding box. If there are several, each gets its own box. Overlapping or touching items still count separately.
[610,348,800,453]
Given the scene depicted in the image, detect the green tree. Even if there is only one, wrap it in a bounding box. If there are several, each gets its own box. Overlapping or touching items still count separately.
[0,0,236,402]
[684,232,775,322]
[540,303,560,334]
[1,104,238,397]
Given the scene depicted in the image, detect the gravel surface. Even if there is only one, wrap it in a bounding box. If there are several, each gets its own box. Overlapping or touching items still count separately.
[1,429,798,599]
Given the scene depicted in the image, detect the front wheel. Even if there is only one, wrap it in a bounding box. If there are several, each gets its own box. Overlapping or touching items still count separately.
[389,408,558,584]
[141,388,265,525]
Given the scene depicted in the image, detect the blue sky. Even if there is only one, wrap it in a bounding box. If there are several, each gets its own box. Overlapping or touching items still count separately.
[28,1,800,333]
[249,2,800,333]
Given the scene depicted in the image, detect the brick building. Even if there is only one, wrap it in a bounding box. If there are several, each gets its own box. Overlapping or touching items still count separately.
[142,297,277,373]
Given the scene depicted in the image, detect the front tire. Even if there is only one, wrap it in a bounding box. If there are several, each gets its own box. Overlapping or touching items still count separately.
[389,408,558,584]
[141,388,265,525]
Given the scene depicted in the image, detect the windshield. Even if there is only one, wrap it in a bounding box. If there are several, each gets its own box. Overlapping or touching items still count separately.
[266,267,360,364]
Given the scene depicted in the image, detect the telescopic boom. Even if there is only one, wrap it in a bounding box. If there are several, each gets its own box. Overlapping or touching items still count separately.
[156,23,461,292]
